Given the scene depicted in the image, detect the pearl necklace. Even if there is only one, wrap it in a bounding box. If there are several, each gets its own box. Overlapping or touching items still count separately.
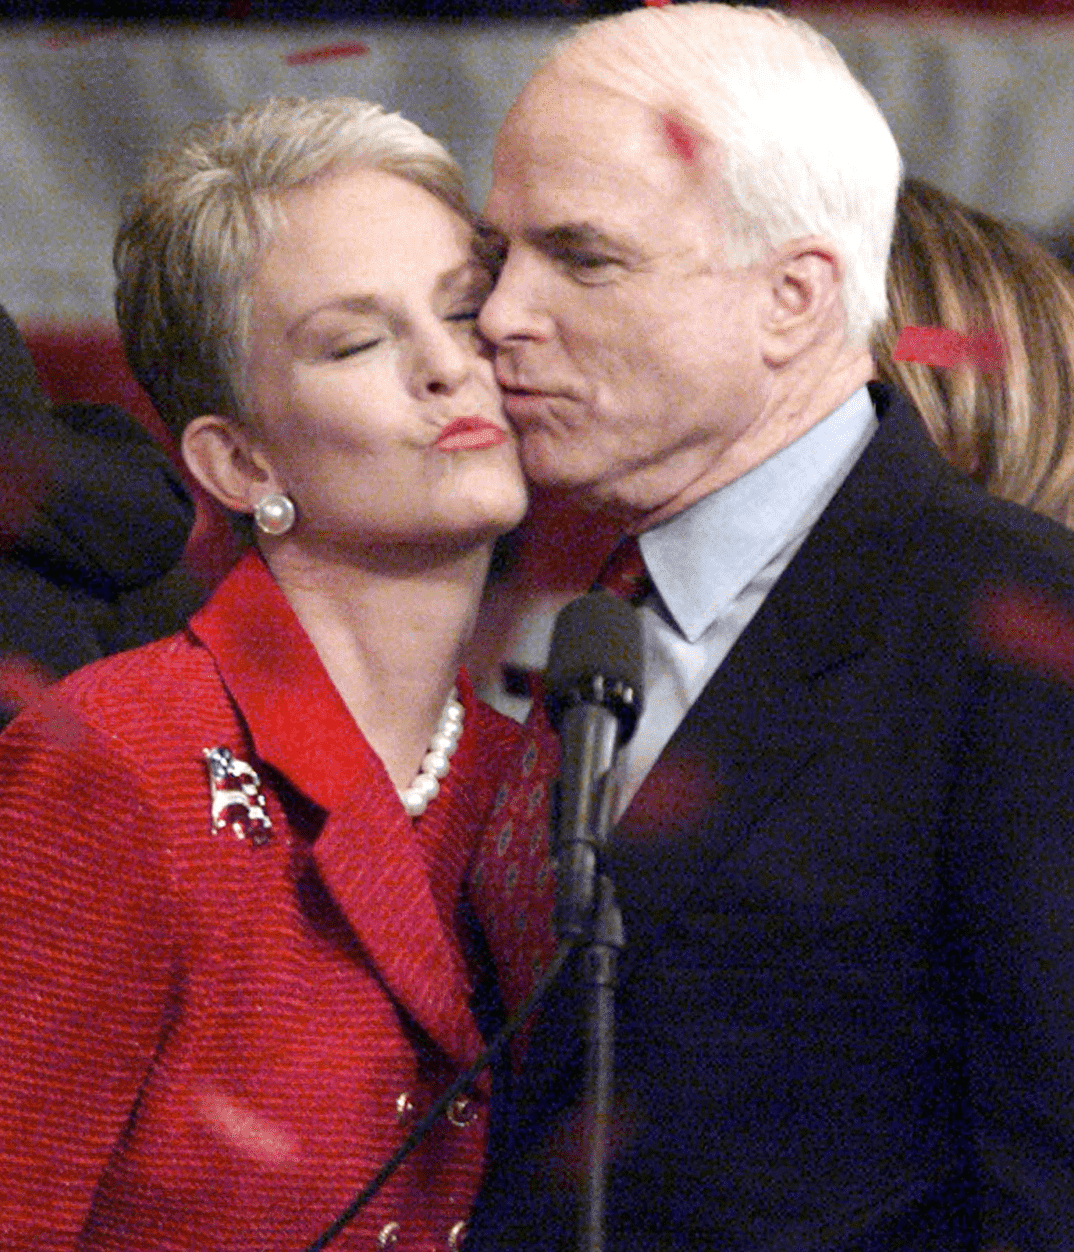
[398,687,465,818]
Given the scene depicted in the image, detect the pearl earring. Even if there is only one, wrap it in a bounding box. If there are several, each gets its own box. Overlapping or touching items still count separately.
[253,492,296,536]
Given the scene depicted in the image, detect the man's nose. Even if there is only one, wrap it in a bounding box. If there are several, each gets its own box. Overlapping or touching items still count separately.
[478,250,549,346]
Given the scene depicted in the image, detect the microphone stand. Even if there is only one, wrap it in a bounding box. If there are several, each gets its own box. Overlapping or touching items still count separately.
[553,692,630,1252]
[579,873,624,1252]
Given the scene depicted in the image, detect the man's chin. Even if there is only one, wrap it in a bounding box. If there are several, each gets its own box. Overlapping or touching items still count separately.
[519,437,582,491]
[517,443,610,511]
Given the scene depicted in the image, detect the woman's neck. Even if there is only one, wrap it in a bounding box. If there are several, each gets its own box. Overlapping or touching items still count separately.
[261,539,492,792]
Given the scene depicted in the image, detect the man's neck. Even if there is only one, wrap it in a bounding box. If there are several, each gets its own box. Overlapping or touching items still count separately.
[630,347,875,532]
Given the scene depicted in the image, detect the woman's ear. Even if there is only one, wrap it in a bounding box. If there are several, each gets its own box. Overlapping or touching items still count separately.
[181,414,278,515]
[760,237,844,366]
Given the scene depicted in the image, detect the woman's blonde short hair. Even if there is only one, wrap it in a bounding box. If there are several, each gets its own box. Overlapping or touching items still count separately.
[874,178,1074,528]
[114,96,470,440]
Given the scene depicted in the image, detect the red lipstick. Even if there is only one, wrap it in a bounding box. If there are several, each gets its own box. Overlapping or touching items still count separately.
[435,417,507,452]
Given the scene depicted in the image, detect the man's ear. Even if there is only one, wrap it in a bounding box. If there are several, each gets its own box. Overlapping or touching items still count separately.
[181,414,278,515]
[760,238,844,366]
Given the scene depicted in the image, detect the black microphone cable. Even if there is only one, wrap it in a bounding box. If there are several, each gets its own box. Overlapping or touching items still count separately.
[301,937,577,1252]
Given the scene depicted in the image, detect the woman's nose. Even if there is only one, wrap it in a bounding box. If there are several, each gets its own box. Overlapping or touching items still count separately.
[415,321,477,395]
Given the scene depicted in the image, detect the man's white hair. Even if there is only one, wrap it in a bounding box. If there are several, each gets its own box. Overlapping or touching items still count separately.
[553,4,902,346]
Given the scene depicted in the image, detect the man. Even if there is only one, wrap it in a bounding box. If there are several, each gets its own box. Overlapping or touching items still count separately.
[464,4,1074,1250]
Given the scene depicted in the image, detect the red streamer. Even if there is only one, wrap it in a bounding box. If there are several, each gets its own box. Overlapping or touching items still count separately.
[892,326,1006,374]
[973,584,1074,691]
[284,42,369,67]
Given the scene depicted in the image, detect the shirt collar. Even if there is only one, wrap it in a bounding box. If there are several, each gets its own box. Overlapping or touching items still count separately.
[640,385,878,643]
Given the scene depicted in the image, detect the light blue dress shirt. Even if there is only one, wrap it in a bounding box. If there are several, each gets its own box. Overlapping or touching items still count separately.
[617,385,879,818]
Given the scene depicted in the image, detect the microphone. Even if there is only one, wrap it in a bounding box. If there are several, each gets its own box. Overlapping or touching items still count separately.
[545,590,644,942]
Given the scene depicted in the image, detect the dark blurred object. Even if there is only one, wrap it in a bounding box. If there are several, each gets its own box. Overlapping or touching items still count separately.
[22,322,244,590]
[0,303,204,726]
[1043,231,1074,274]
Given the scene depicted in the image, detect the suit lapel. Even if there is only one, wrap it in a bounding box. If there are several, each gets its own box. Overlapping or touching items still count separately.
[516,389,947,1108]
[313,788,487,1076]
[610,385,944,949]
[193,552,485,1075]
[607,585,823,953]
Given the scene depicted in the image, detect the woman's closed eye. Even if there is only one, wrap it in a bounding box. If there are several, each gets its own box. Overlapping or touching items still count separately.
[446,307,481,327]
[444,307,486,345]
[328,337,382,361]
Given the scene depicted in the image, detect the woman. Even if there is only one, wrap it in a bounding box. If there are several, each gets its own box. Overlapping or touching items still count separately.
[0,97,527,1251]
[874,176,1074,526]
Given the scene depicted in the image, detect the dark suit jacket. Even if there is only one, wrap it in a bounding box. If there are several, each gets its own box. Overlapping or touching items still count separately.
[466,385,1074,1251]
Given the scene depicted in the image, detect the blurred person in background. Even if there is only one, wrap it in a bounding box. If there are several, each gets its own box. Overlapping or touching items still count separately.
[0,95,527,1251]
[874,176,1074,527]
[0,301,202,726]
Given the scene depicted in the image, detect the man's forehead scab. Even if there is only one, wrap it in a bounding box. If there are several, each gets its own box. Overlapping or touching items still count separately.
[486,68,725,273]
[497,86,699,191]
[657,110,707,171]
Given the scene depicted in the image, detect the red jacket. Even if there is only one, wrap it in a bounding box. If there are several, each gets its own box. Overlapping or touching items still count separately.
[0,550,523,1252]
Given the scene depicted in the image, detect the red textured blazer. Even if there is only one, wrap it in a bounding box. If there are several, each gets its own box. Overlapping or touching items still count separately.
[0,550,523,1252]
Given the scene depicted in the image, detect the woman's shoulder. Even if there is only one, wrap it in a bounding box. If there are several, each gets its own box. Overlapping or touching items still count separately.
[0,628,260,884]
[5,628,237,769]
[55,628,216,715]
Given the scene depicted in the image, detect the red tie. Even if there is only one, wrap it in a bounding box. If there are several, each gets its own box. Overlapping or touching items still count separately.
[467,687,561,1048]
[468,538,652,1051]
[593,536,652,605]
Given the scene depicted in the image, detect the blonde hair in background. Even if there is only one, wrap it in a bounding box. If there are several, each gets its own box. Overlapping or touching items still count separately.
[550,2,902,347]
[114,96,470,441]
[873,178,1074,528]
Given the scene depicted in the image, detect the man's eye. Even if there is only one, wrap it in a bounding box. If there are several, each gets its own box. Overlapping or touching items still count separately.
[557,250,619,282]
[569,252,610,268]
